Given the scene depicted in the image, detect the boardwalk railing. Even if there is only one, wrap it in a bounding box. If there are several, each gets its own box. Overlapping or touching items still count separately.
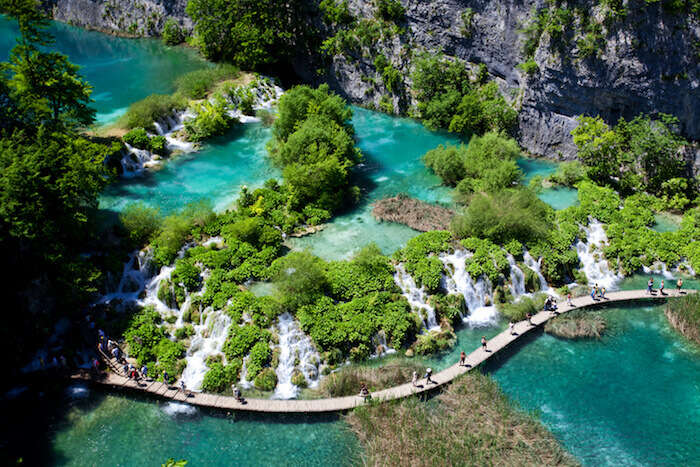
[73,289,694,413]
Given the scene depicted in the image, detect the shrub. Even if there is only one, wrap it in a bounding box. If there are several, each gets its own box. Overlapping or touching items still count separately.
[451,188,552,245]
[171,259,201,292]
[185,97,237,142]
[271,251,329,311]
[254,367,278,391]
[162,19,185,46]
[150,135,167,156]
[498,294,546,321]
[201,360,242,393]
[123,127,151,149]
[423,144,467,186]
[119,94,186,130]
[119,202,162,246]
[375,0,405,22]
[517,58,539,76]
[548,161,586,186]
[223,324,270,361]
[246,340,272,379]
[174,324,195,340]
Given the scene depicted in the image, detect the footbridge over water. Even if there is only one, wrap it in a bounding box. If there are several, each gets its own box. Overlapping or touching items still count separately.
[73,289,694,413]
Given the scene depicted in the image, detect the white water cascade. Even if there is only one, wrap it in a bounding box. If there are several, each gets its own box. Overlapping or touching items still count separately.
[507,254,527,298]
[575,221,622,290]
[181,308,232,391]
[523,250,553,294]
[272,312,321,399]
[393,264,440,331]
[439,250,499,327]
[643,263,675,279]
[371,330,396,358]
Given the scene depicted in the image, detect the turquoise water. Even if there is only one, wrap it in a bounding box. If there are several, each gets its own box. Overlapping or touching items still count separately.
[100,124,277,214]
[0,16,207,123]
[652,213,681,233]
[288,107,460,259]
[538,187,579,211]
[488,303,700,466]
[42,388,356,466]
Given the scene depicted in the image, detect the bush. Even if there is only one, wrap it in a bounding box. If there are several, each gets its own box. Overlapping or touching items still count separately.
[498,294,546,321]
[517,58,539,76]
[254,367,278,391]
[123,127,151,149]
[174,324,195,340]
[119,203,162,246]
[201,360,242,393]
[223,324,270,361]
[246,340,272,379]
[375,0,405,22]
[162,19,185,46]
[271,251,329,311]
[184,97,237,142]
[171,259,201,292]
[119,94,186,130]
[150,135,167,156]
[175,64,241,99]
[423,144,467,186]
[548,161,586,187]
[451,188,552,245]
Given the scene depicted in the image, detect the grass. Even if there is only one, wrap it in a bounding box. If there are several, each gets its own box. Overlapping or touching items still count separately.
[118,94,187,130]
[316,360,427,397]
[544,310,606,339]
[665,294,700,345]
[346,371,577,466]
[174,64,241,99]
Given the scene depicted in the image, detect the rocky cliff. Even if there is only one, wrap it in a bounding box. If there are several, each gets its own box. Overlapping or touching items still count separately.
[44,0,699,159]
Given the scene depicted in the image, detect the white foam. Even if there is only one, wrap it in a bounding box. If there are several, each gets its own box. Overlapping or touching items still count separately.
[576,220,622,290]
[393,263,440,331]
[272,312,321,399]
[162,402,198,417]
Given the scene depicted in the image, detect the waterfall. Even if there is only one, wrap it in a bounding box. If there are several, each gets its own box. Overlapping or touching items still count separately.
[272,312,321,399]
[120,143,153,177]
[523,250,553,294]
[643,263,675,279]
[393,263,440,331]
[371,330,396,358]
[98,250,153,306]
[507,254,526,298]
[575,221,621,290]
[439,251,499,328]
[181,308,232,391]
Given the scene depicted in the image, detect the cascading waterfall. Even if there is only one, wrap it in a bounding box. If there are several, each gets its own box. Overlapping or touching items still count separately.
[272,312,321,399]
[181,308,232,391]
[523,250,553,294]
[439,250,499,327]
[575,221,621,289]
[393,263,440,330]
[98,250,153,306]
[643,263,675,279]
[507,254,526,298]
[371,330,396,358]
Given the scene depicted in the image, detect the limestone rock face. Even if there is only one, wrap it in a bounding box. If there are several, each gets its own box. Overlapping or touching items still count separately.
[44,0,699,158]
[45,0,191,36]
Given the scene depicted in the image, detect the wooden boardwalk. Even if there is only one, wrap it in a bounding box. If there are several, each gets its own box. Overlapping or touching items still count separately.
[73,289,693,413]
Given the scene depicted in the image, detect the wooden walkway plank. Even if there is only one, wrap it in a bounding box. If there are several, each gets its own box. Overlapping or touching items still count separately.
[77,289,692,413]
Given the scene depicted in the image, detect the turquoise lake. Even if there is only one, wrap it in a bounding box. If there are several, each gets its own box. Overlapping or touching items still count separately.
[3,16,699,467]
[0,16,207,123]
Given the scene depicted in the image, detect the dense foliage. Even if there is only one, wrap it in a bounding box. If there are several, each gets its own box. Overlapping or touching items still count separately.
[572,114,694,206]
[411,55,517,135]
[185,0,308,69]
[0,1,120,367]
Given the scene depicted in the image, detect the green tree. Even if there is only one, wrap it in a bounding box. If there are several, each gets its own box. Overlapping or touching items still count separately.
[162,18,185,45]
[272,251,328,311]
[186,0,305,68]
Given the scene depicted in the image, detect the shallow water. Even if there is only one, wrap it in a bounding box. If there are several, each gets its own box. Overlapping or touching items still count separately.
[50,390,357,466]
[488,303,700,466]
[0,16,207,123]
[100,124,277,214]
[651,213,681,233]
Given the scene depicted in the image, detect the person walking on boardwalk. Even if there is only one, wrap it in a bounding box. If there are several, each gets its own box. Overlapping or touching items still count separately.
[359,382,371,401]
[600,287,606,299]
[232,384,244,403]
[677,278,683,293]
[163,370,169,385]
[590,286,597,301]
[411,370,418,387]
[526,312,534,326]
[567,292,573,307]
[481,336,488,352]
[660,280,665,295]
[647,277,654,294]
[509,321,516,335]
[424,368,436,385]
[141,365,148,380]
[459,351,466,366]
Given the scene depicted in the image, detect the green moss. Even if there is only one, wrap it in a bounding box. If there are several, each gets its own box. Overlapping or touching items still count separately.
[254,367,278,391]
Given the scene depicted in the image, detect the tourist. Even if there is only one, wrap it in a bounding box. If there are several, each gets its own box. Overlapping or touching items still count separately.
[526,312,534,326]
[481,336,488,351]
[111,346,120,361]
[141,365,148,380]
[232,385,244,403]
[459,351,466,366]
[424,368,436,385]
[98,328,105,339]
[123,363,129,376]
[509,321,516,335]
[590,286,597,301]
[660,280,665,295]
[163,371,170,384]
[600,287,606,299]
[180,380,189,396]
[567,292,573,307]
[359,382,371,401]
[92,358,100,374]
[411,370,418,387]
[677,278,683,293]
[647,277,654,294]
